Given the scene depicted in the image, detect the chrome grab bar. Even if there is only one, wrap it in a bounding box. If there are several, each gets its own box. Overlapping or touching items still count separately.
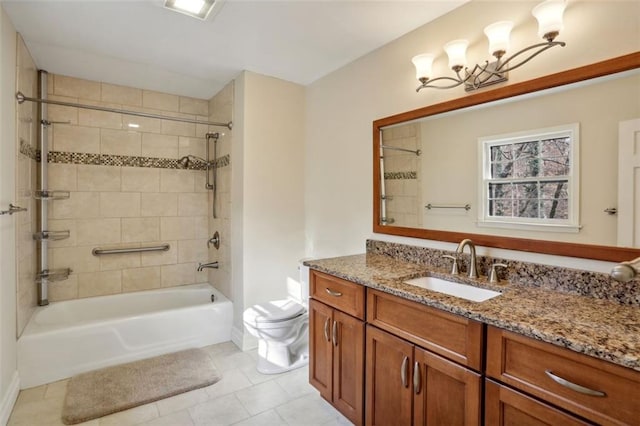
[92,244,170,256]
[544,370,606,397]
[426,203,471,211]
[0,204,27,216]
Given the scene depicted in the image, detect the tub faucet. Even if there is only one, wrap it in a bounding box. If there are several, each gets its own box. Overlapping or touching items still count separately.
[456,239,478,279]
[197,261,219,271]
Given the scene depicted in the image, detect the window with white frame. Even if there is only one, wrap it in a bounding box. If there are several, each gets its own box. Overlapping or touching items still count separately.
[478,124,580,232]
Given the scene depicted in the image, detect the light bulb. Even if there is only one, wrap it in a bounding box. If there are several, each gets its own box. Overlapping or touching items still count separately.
[411,54,435,82]
[532,0,567,41]
[484,21,513,59]
[443,40,468,72]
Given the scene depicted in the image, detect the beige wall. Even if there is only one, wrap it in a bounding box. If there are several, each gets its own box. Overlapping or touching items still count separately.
[15,36,38,336]
[305,0,640,269]
[43,74,213,302]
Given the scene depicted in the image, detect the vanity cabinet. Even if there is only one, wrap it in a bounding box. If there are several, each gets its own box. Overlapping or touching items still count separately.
[308,271,365,425]
[365,289,483,426]
[486,326,640,425]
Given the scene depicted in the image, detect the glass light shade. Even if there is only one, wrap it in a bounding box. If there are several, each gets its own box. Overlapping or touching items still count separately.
[532,0,567,41]
[443,39,469,70]
[484,21,513,57]
[411,54,435,81]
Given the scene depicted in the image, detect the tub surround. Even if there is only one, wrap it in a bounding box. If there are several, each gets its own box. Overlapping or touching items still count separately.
[304,241,639,371]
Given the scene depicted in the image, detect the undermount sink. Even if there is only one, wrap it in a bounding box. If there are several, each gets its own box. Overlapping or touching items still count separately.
[404,276,501,302]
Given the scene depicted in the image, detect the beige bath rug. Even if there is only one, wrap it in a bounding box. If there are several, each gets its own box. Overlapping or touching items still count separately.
[61,348,221,425]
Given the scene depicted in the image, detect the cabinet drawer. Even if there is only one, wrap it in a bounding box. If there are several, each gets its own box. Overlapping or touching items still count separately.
[486,326,640,426]
[310,270,366,320]
[367,289,483,370]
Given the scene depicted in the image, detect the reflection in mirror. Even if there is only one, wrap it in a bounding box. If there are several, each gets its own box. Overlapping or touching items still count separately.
[374,54,640,261]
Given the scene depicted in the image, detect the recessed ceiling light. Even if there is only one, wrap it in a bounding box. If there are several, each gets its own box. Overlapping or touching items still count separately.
[164,0,216,20]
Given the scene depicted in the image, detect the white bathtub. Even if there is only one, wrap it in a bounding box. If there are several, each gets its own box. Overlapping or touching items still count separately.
[18,283,232,389]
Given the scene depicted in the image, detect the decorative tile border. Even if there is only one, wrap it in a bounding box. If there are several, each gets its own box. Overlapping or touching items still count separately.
[43,151,230,171]
[366,239,640,306]
[384,171,417,180]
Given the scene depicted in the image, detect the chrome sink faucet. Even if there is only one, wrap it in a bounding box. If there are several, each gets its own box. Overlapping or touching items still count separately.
[197,261,219,271]
[456,239,479,279]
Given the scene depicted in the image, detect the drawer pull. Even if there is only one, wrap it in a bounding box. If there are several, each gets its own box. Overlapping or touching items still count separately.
[401,356,409,388]
[413,361,421,394]
[545,370,606,397]
[332,320,338,347]
[325,288,343,297]
[323,318,331,342]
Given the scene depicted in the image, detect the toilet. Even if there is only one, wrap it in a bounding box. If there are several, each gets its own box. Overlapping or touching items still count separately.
[242,262,310,374]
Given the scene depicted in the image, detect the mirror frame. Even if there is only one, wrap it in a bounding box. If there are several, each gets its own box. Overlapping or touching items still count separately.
[373,52,640,262]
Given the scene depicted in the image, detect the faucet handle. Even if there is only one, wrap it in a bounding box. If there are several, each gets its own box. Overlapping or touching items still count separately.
[442,255,459,275]
[488,263,508,283]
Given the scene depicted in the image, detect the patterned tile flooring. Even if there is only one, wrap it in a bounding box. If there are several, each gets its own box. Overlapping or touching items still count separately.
[8,342,353,426]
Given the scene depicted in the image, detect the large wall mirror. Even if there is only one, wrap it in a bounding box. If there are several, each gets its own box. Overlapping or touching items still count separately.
[373,53,640,262]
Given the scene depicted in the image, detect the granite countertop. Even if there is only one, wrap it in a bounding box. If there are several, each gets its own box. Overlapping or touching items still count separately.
[305,253,640,372]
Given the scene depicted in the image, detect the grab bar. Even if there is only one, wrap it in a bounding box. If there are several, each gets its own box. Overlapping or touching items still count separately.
[380,145,421,156]
[92,244,170,256]
[426,203,471,211]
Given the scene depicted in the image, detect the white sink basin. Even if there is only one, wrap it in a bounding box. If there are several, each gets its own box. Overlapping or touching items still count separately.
[404,276,501,302]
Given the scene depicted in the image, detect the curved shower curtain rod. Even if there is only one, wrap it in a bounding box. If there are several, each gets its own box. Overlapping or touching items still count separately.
[16,92,233,130]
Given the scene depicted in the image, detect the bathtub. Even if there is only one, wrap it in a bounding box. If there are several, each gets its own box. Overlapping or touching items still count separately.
[17,283,232,389]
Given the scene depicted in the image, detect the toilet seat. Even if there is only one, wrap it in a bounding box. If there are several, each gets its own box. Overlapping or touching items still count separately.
[244,299,305,325]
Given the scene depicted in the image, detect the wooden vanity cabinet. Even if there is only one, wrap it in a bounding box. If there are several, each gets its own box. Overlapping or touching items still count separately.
[365,289,483,426]
[487,326,640,425]
[309,271,365,425]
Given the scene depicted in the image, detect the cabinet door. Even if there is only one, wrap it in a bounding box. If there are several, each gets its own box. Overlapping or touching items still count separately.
[309,299,333,401]
[365,325,414,426]
[412,347,482,426]
[485,379,591,426]
[333,310,365,425]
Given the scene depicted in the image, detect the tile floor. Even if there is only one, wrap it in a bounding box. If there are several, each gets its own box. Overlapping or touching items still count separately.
[8,342,353,426]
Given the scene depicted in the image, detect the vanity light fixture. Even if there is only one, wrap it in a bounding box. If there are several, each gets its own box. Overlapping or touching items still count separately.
[164,0,216,20]
[412,0,567,92]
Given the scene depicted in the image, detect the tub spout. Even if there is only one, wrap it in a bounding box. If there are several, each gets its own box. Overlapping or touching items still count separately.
[197,261,219,271]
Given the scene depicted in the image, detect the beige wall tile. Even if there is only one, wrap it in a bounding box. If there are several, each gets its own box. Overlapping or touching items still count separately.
[141,133,179,158]
[160,169,195,192]
[101,83,142,107]
[53,125,100,153]
[48,95,78,125]
[100,247,141,271]
[161,119,196,137]
[76,218,121,245]
[78,270,122,297]
[140,241,178,266]
[194,216,208,238]
[194,172,209,193]
[178,193,209,216]
[100,192,141,217]
[178,136,206,159]
[54,75,101,100]
[48,275,79,302]
[179,97,208,116]
[101,129,142,156]
[123,112,162,134]
[122,217,160,243]
[178,239,208,263]
[141,193,178,217]
[51,246,99,273]
[160,217,197,241]
[48,163,77,191]
[77,165,121,191]
[122,266,161,292]
[121,167,160,192]
[78,101,123,129]
[161,263,196,287]
[143,90,179,112]
[51,192,100,219]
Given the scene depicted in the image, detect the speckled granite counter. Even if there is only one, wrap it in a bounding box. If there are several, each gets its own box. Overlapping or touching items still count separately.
[304,253,640,372]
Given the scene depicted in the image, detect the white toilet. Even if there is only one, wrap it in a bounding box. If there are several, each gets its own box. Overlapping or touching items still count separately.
[243,263,310,374]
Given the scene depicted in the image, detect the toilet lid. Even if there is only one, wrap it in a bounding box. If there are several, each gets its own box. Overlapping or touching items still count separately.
[245,299,305,324]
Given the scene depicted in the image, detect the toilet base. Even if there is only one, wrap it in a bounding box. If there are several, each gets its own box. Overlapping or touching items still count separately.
[256,339,309,374]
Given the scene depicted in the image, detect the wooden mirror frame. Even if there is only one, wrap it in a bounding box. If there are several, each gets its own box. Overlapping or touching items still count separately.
[373,52,640,262]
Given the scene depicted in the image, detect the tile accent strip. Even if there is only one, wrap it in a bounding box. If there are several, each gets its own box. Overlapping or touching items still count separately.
[384,171,417,180]
[43,151,230,171]
[366,239,640,306]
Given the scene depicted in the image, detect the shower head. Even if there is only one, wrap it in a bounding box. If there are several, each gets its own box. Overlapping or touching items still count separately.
[176,155,209,169]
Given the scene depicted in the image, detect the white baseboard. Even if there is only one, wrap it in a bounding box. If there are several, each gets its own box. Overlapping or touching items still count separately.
[231,325,257,351]
[0,372,19,426]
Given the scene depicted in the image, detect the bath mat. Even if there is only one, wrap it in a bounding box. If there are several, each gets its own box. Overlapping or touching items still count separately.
[61,348,221,425]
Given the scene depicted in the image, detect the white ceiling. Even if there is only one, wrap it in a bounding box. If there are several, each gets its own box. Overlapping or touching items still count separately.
[1,0,468,99]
